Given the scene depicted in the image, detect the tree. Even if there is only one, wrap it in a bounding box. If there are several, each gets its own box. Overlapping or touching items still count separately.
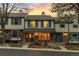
[0,3,19,45]
[50,3,79,44]
[49,3,79,21]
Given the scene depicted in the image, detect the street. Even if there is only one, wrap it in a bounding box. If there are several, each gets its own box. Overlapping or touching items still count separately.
[0,48,79,56]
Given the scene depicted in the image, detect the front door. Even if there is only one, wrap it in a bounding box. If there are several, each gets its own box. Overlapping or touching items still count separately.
[54,33,63,43]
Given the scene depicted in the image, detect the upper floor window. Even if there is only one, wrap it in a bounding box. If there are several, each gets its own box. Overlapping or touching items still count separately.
[60,24,65,28]
[48,21,51,27]
[73,24,78,28]
[11,17,21,25]
[41,21,44,28]
[31,20,36,28]
[28,21,31,27]
[44,21,48,28]
[36,21,38,27]
[26,20,54,29]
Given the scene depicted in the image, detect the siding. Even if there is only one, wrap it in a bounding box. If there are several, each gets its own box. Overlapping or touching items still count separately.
[69,24,79,32]
[5,18,24,30]
[55,23,68,32]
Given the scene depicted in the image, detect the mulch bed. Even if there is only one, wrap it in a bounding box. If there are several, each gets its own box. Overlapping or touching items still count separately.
[64,44,79,50]
[9,42,22,47]
[28,43,61,50]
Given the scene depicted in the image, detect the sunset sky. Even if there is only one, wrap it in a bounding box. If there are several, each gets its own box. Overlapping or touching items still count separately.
[12,3,57,17]
[0,3,57,17]
[27,3,57,16]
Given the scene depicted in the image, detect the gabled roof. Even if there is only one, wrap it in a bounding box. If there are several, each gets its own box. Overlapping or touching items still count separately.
[8,13,27,17]
[25,15,57,20]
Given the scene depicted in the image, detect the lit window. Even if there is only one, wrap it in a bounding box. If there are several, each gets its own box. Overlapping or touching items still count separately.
[31,21,36,28]
[44,21,47,28]
[29,34,32,38]
[26,34,28,38]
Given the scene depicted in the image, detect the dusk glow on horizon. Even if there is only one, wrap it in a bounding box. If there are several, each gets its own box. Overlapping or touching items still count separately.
[9,3,57,17]
[28,3,57,17]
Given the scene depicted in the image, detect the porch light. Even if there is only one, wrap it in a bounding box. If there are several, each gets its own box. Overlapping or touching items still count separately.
[63,33,68,36]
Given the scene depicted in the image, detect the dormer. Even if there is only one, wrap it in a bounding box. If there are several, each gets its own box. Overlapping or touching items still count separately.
[41,11,46,15]
[18,9,23,13]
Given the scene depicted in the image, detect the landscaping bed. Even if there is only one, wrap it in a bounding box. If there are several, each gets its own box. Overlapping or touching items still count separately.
[64,44,79,50]
[28,43,61,50]
[9,42,22,47]
[50,45,61,50]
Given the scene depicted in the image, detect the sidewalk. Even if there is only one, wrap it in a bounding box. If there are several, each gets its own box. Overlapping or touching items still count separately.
[1,43,79,53]
[0,45,79,53]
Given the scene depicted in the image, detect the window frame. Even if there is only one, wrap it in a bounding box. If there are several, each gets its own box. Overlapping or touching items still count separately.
[73,24,78,28]
[60,24,65,28]
[11,17,22,25]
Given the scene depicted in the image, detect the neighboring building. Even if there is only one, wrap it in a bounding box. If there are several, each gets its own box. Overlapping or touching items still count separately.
[5,13,27,43]
[69,19,79,43]
[54,20,69,44]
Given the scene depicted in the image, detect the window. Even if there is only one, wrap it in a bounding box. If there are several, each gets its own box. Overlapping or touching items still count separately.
[38,21,41,28]
[44,21,47,28]
[26,34,28,38]
[29,34,32,38]
[49,21,51,27]
[72,33,77,40]
[28,21,31,27]
[36,21,38,27]
[12,31,17,37]
[60,24,65,28]
[41,21,43,28]
[11,17,21,25]
[73,24,78,28]
[31,20,36,28]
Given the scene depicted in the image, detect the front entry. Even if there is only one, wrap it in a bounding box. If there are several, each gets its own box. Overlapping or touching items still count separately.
[25,32,52,43]
[54,33,63,43]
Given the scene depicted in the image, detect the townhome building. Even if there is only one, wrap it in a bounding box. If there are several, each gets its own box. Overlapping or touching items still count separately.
[24,15,55,44]
[0,12,78,45]
[54,20,69,44]
[55,18,79,44]
[4,13,27,44]
[69,19,79,43]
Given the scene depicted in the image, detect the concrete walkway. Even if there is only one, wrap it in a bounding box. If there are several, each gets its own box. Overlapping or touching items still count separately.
[1,43,79,53]
[59,46,67,50]
[0,46,79,53]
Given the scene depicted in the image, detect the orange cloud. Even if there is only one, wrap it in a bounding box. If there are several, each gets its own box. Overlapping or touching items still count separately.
[29,4,57,17]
